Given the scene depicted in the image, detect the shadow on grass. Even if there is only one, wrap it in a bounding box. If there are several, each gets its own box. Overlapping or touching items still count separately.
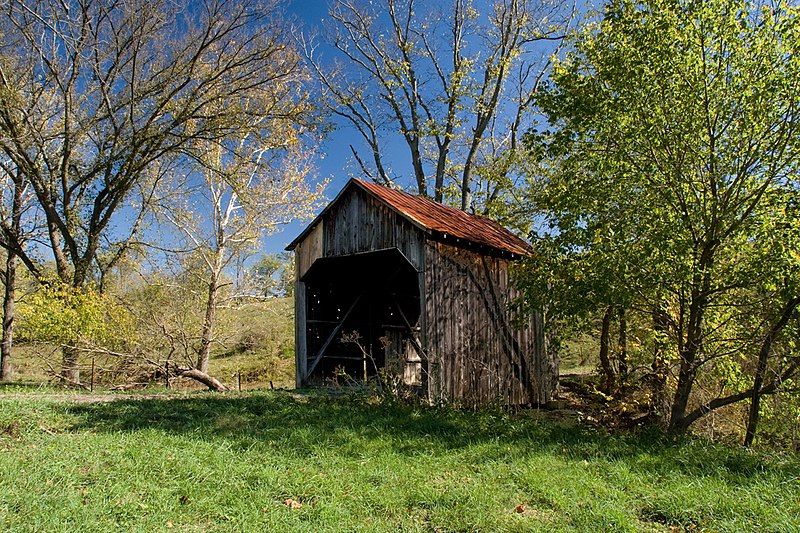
[65,390,798,481]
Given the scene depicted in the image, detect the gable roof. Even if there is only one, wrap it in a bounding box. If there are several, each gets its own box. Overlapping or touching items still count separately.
[286,178,532,257]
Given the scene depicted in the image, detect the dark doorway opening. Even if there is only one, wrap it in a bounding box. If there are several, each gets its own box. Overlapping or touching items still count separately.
[301,248,421,384]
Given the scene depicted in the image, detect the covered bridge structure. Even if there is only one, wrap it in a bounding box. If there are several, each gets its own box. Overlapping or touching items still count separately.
[286,178,557,406]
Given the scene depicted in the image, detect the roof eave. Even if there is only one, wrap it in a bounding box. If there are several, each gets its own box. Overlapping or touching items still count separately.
[285,178,433,251]
[286,178,534,258]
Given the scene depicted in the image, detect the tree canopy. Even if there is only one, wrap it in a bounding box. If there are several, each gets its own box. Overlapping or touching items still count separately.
[521,0,800,434]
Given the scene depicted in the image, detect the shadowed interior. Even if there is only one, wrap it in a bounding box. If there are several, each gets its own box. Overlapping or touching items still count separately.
[301,248,421,382]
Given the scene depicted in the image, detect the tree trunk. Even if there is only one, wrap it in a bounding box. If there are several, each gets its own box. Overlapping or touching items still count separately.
[460,143,479,210]
[433,139,451,203]
[61,345,81,385]
[618,307,628,385]
[197,241,226,374]
[1,179,24,382]
[60,256,97,383]
[599,306,615,395]
[668,243,715,434]
[177,367,228,392]
[197,269,220,374]
[0,248,15,381]
[650,305,670,415]
[668,356,697,434]
[743,296,800,447]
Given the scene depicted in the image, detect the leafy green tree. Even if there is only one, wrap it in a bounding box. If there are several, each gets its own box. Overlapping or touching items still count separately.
[17,284,130,347]
[522,0,800,434]
[249,253,296,298]
[278,255,296,299]
[251,255,284,298]
[16,283,134,384]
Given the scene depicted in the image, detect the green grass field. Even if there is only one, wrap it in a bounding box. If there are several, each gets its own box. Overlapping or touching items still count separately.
[0,390,797,532]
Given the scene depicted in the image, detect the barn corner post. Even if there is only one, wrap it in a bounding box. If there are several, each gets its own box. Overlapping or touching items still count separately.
[294,258,307,389]
[418,251,442,407]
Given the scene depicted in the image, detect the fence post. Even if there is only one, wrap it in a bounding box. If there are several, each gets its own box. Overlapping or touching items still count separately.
[90,358,95,392]
[165,361,170,389]
[237,370,241,392]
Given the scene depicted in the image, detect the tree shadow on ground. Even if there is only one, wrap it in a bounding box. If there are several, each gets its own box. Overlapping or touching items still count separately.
[65,390,798,482]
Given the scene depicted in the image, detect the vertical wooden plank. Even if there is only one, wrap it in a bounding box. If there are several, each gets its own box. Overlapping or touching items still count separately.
[318,187,424,270]
[424,241,435,402]
[295,276,307,389]
[418,240,429,402]
[432,242,442,403]
[425,241,554,407]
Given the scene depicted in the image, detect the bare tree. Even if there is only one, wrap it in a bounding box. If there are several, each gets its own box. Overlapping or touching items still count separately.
[0,143,44,381]
[0,0,309,383]
[0,168,25,380]
[158,98,322,386]
[303,0,575,210]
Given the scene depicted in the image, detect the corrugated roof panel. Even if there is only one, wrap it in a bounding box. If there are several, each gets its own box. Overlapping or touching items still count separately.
[286,178,532,257]
[355,180,532,256]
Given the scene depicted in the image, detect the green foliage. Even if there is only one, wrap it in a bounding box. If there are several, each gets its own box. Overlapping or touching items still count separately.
[519,0,800,432]
[525,0,800,310]
[0,391,798,531]
[759,385,800,449]
[118,266,295,386]
[16,284,132,347]
[9,297,296,389]
[278,254,296,298]
[250,253,295,298]
[211,299,295,387]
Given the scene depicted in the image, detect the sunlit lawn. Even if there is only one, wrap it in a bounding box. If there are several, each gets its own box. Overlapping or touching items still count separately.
[0,390,797,532]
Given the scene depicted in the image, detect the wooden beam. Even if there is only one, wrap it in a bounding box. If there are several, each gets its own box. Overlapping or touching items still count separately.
[305,291,365,378]
[391,296,428,363]
[295,280,307,388]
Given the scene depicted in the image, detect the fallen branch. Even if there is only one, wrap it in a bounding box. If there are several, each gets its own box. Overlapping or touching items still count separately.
[59,345,229,392]
[41,359,90,391]
[174,367,228,392]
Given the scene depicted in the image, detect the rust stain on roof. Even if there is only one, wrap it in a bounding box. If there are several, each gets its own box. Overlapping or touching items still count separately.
[355,179,532,257]
[287,178,532,257]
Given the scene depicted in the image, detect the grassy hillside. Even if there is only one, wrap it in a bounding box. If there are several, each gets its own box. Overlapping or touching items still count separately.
[0,390,797,532]
[209,298,295,388]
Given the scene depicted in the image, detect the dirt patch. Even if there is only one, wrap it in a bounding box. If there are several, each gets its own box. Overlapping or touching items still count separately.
[0,392,204,404]
[0,420,21,438]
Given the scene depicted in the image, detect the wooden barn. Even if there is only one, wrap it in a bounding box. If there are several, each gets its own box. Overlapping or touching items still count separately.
[286,178,557,406]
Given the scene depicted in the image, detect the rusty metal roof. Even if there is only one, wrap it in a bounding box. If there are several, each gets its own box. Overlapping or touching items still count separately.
[287,178,532,257]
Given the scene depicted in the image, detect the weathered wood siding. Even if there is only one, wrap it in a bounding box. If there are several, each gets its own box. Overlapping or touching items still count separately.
[423,241,556,406]
[296,222,323,279]
[294,186,426,386]
[294,223,321,386]
[321,186,425,270]
[291,184,558,405]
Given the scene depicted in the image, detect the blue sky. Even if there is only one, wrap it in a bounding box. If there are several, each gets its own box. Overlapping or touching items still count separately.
[264,1,361,254]
[266,0,591,254]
